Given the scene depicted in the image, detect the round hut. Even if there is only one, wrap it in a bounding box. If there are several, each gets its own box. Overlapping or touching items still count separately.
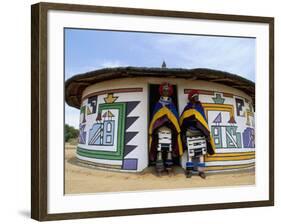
[65,67,255,173]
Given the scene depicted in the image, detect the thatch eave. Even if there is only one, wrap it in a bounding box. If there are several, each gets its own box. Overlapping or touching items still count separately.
[65,67,255,109]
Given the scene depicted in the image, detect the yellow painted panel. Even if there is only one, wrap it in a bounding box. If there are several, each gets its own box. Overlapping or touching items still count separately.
[207,151,255,158]
[202,103,235,119]
[205,155,255,161]
[206,163,255,171]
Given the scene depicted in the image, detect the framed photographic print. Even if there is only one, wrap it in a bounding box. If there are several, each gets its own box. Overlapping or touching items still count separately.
[31,2,274,221]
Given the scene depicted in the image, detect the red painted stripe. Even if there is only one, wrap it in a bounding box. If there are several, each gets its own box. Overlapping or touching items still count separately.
[82,88,143,100]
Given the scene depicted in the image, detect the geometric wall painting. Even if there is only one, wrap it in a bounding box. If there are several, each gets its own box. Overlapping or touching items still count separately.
[124,145,137,157]
[212,93,225,104]
[122,158,138,170]
[88,120,115,146]
[213,112,222,124]
[78,102,126,161]
[126,116,139,130]
[243,127,255,148]
[226,126,242,148]
[104,93,118,104]
[228,116,237,124]
[126,101,140,116]
[88,109,117,146]
[211,125,242,149]
[85,99,141,163]
[87,95,98,114]
[211,125,222,148]
[245,109,255,127]
[235,98,245,117]
[78,124,86,144]
[80,105,86,123]
[123,101,140,158]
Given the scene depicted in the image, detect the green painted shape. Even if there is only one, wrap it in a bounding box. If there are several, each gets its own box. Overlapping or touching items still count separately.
[80,105,86,123]
[77,147,123,160]
[212,94,225,104]
[80,105,86,114]
[211,126,222,148]
[226,126,242,148]
[77,102,126,160]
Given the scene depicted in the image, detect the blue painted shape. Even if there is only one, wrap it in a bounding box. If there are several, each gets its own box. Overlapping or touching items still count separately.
[88,123,102,145]
[103,120,115,145]
[122,159,138,170]
[79,124,86,144]
[243,127,255,148]
[213,112,222,124]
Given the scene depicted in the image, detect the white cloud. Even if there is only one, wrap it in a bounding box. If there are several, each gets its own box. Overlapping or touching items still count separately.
[101,60,125,68]
[148,35,256,81]
[65,60,128,80]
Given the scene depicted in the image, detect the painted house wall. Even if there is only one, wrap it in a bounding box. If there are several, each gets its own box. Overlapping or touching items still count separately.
[77,77,255,173]
[176,80,255,172]
[77,78,148,172]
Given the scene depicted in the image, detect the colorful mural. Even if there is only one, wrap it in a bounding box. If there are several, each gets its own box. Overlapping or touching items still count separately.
[183,88,255,172]
[88,110,116,146]
[76,88,144,171]
[74,78,255,173]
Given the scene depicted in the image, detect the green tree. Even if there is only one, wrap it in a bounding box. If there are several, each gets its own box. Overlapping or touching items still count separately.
[65,124,79,142]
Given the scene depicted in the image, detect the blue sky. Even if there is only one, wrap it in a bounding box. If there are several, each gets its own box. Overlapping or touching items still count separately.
[65,28,256,128]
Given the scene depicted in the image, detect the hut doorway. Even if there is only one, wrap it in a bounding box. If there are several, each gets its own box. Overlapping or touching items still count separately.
[148,84,179,122]
[148,84,180,166]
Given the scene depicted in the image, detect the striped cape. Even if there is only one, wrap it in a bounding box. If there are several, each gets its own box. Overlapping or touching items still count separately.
[149,98,183,161]
[180,102,215,155]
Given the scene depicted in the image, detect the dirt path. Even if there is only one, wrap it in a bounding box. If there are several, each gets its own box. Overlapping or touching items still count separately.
[65,147,255,194]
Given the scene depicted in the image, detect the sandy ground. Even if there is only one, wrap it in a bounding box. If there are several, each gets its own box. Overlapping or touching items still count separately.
[65,144,255,194]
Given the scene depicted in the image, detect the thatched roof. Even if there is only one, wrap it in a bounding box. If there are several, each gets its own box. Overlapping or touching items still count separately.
[65,67,255,109]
